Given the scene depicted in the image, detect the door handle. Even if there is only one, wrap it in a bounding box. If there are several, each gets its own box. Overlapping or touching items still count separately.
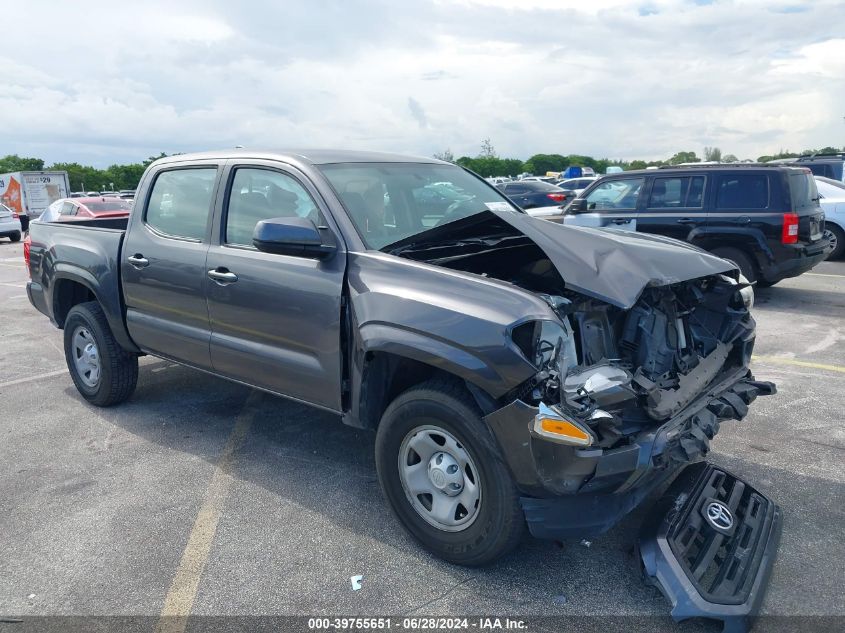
[127,254,149,268]
[207,268,238,285]
[676,218,696,224]
[611,218,631,225]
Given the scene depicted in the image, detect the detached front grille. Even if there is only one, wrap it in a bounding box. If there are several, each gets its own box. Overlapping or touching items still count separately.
[639,463,782,631]
[667,467,773,605]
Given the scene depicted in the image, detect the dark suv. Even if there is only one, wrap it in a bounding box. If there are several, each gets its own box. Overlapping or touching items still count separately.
[562,164,831,285]
[793,153,845,183]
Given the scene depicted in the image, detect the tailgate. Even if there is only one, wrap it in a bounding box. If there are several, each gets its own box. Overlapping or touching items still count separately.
[789,171,824,243]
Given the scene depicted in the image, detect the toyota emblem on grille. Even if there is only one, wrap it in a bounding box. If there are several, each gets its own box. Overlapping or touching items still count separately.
[706,501,734,530]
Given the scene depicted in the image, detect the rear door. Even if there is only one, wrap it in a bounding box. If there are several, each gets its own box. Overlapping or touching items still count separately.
[637,174,707,241]
[205,161,346,411]
[564,176,644,231]
[708,171,778,247]
[121,162,221,369]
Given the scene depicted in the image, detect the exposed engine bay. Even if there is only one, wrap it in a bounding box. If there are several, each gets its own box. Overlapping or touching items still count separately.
[388,216,758,452]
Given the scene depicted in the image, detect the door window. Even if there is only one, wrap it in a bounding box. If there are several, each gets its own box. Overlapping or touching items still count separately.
[648,176,705,208]
[146,168,217,240]
[715,174,769,210]
[225,168,324,246]
[584,178,644,210]
[60,201,77,216]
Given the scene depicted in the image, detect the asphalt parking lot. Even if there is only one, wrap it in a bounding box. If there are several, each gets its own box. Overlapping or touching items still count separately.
[1,238,843,632]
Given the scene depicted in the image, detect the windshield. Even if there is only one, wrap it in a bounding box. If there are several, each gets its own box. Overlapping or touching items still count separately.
[318,162,519,249]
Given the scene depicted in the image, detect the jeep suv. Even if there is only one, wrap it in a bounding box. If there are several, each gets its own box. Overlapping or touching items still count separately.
[794,153,845,183]
[561,164,831,285]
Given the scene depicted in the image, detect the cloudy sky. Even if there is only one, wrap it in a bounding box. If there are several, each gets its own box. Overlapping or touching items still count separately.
[3,0,844,167]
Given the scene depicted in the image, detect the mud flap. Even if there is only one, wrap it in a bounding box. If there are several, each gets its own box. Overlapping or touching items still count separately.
[639,462,782,633]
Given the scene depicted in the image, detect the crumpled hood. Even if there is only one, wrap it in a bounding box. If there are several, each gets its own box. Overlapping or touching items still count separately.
[491,209,735,308]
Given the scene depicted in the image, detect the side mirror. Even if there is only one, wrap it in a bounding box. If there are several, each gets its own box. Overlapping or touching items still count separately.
[567,198,588,214]
[253,216,336,259]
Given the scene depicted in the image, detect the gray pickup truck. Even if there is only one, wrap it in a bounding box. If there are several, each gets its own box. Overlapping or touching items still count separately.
[27,150,781,626]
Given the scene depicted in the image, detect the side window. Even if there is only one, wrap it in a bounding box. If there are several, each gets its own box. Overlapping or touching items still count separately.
[504,184,526,194]
[146,168,217,240]
[60,201,77,216]
[648,176,705,209]
[715,174,769,210]
[584,177,644,211]
[225,168,324,246]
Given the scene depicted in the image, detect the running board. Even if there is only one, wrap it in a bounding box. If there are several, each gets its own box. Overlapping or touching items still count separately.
[639,462,782,633]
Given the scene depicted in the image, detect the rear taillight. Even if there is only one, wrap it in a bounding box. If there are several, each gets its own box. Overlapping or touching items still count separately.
[23,235,31,273]
[547,193,567,202]
[782,213,799,244]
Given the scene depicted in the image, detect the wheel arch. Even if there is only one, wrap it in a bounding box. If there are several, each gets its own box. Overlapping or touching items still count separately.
[51,270,139,352]
[344,346,501,431]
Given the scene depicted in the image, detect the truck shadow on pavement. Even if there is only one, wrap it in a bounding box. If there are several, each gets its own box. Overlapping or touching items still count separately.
[62,361,844,629]
[755,286,845,317]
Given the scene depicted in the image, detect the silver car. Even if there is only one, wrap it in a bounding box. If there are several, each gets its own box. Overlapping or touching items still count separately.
[0,203,22,242]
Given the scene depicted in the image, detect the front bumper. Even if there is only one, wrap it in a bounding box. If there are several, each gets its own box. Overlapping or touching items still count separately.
[483,367,775,539]
[639,462,782,633]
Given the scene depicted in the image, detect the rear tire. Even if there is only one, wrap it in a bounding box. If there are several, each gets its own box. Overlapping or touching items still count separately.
[375,378,525,566]
[64,301,138,407]
[710,246,758,284]
[826,225,845,260]
[9,231,21,243]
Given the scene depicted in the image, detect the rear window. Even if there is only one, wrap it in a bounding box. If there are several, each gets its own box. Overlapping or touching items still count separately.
[804,163,842,180]
[86,200,132,211]
[715,174,769,210]
[523,181,562,192]
[648,176,705,208]
[146,168,217,240]
[789,173,820,211]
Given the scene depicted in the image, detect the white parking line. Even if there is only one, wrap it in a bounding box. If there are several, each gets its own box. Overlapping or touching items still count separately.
[0,369,67,389]
[805,272,845,279]
[0,282,27,288]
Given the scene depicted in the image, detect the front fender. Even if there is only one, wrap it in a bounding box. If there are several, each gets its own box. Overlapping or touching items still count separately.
[357,322,526,398]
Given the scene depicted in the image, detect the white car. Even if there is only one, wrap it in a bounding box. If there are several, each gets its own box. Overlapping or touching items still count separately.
[0,203,22,242]
[816,176,845,260]
[556,176,599,196]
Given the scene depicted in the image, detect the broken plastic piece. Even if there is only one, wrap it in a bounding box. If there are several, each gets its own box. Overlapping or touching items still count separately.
[350,575,363,591]
[580,539,592,548]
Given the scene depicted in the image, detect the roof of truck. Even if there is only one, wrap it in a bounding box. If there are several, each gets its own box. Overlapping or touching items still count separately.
[155,149,446,166]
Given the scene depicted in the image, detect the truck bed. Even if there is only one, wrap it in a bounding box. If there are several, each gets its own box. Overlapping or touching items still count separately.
[27,217,135,351]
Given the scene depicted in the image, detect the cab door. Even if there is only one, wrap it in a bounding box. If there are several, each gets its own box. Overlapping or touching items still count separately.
[205,162,346,411]
[637,174,707,241]
[121,163,221,369]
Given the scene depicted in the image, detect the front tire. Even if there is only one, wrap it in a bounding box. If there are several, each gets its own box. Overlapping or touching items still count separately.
[375,378,525,566]
[64,301,138,406]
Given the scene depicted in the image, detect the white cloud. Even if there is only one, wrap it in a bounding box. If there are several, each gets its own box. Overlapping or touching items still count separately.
[1,0,844,166]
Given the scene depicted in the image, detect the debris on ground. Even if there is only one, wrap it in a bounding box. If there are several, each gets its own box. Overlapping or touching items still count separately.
[350,575,363,591]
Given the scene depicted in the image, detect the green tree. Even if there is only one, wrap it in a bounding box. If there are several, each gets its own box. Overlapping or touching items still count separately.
[0,154,45,172]
[480,138,497,159]
[722,154,739,163]
[433,148,455,162]
[703,146,722,162]
[668,151,700,165]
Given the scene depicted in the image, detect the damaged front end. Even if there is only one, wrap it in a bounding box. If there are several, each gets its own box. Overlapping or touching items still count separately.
[385,212,778,630]
[486,274,775,536]
[385,212,775,535]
